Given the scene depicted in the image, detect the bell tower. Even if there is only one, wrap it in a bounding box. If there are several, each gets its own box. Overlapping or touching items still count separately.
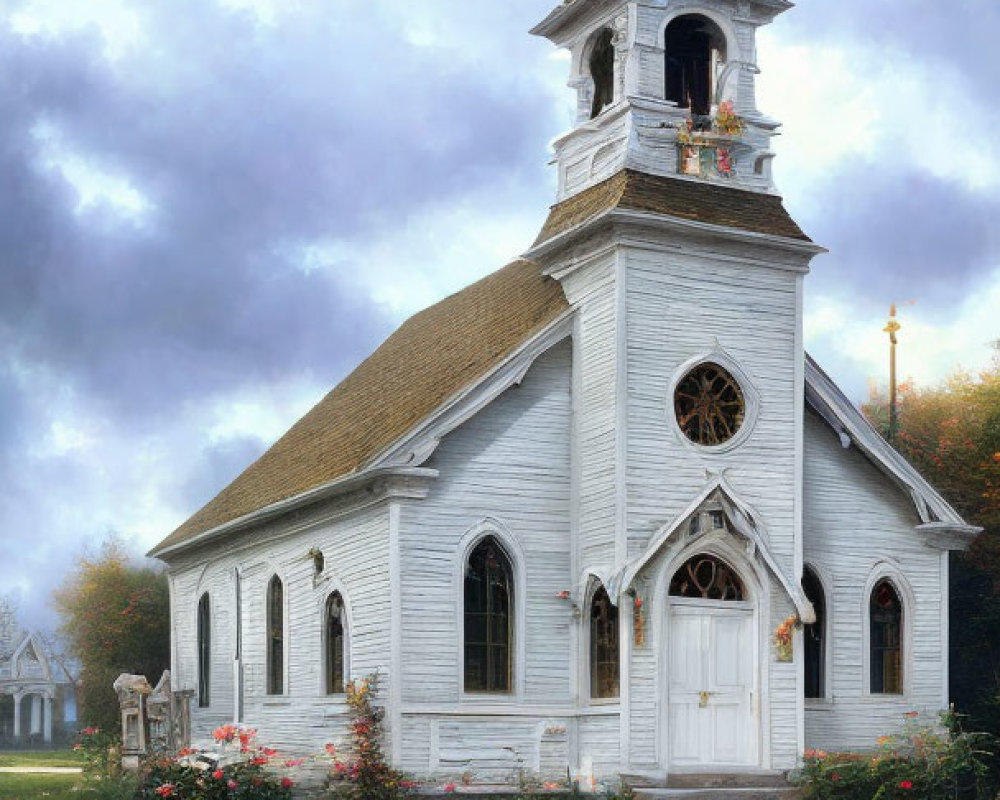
[531,0,792,201]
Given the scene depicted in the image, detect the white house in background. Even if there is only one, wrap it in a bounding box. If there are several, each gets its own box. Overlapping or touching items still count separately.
[0,599,77,745]
[149,0,980,783]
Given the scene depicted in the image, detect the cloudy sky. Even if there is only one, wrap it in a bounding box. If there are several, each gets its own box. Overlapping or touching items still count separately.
[1,0,998,633]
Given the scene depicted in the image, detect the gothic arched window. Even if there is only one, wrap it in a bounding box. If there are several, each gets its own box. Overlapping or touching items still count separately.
[870,580,902,694]
[464,537,513,693]
[267,575,284,695]
[325,592,347,695]
[197,593,210,708]
[664,15,727,117]
[590,586,619,699]
[589,28,615,119]
[669,554,745,601]
[802,567,825,699]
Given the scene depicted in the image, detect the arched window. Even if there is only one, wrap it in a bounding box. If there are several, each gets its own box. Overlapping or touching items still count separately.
[669,554,745,600]
[802,567,825,699]
[197,593,210,708]
[589,28,615,119]
[325,592,347,695]
[464,537,513,693]
[870,580,902,694]
[664,15,727,117]
[267,575,284,695]
[590,586,619,699]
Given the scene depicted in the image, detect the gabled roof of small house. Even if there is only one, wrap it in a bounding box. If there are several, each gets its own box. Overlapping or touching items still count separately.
[150,258,569,556]
[533,170,811,247]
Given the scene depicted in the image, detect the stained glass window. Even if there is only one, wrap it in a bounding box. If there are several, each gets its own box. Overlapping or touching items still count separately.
[267,575,284,695]
[802,567,825,699]
[674,363,746,446]
[464,537,513,693]
[590,587,619,699]
[326,592,346,695]
[870,580,902,694]
[669,554,745,601]
[197,593,210,708]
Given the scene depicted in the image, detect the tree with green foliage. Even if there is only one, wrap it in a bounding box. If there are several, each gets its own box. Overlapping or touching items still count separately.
[864,350,1000,735]
[53,538,170,733]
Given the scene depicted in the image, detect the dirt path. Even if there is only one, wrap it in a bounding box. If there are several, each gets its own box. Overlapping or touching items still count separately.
[0,766,83,774]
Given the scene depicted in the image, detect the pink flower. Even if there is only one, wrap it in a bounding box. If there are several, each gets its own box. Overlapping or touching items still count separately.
[899,780,913,789]
[73,744,83,751]
[212,769,224,780]
[284,758,305,767]
[556,590,570,600]
[227,779,239,790]
[325,743,337,756]
[281,777,294,788]
[444,783,457,793]
[154,785,175,798]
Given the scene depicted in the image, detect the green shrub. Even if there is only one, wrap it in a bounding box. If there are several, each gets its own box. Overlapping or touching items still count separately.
[794,712,996,800]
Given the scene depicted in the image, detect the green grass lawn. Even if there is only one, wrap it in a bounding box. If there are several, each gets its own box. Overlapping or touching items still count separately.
[0,750,83,768]
[0,771,81,800]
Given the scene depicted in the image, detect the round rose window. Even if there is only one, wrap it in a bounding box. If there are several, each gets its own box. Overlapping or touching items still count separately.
[674,363,746,446]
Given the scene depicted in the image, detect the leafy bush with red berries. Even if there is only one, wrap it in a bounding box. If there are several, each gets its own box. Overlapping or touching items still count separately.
[324,674,417,800]
[793,712,995,800]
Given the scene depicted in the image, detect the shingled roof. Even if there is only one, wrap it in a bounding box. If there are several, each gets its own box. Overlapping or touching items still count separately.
[151,259,569,555]
[152,169,809,557]
[534,169,810,246]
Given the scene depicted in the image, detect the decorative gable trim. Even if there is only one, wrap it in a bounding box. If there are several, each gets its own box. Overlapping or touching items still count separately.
[805,355,980,548]
[12,632,52,682]
[366,311,575,471]
[612,473,816,623]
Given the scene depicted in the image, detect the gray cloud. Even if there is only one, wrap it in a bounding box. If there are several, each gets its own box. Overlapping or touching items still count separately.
[776,0,1000,99]
[791,165,1000,315]
[1,0,997,634]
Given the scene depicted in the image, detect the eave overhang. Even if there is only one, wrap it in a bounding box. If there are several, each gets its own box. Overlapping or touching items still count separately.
[805,355,981,549]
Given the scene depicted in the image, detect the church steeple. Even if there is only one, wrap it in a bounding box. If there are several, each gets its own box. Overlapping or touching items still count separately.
[531,0,793,202]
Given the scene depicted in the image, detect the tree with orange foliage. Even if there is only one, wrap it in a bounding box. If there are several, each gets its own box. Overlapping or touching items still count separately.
[864,349,1000,733]
[53,538,169,733]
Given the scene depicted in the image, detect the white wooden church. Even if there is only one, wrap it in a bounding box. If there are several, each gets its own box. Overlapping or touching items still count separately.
[150,0,981,783]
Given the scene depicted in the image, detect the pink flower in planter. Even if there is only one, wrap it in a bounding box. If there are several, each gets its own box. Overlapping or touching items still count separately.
[444,783,457,793]
[227,779,239,790]
[899,781,913,789]
[282,777,295,788]
[212,770,224,780]
[284,758,305,767]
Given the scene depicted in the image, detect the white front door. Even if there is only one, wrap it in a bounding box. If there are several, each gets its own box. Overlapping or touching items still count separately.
[667,600,756,767]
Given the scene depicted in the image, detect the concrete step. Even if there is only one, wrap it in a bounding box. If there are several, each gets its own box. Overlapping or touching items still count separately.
[666,772,791,789]
[636,789,801,800]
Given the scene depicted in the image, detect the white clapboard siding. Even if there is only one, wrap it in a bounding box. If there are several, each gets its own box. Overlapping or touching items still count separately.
[395,342,597,778]
[620,242,803,770]
[803,410,946,751]
[169,503,390,753]
[560,257,620,570]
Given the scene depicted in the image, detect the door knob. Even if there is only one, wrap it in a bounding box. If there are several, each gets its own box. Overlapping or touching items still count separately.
[699,691,711,708]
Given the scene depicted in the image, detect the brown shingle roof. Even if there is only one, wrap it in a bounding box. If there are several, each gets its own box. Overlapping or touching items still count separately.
[534,169,811,246]
[151,259,569,555]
